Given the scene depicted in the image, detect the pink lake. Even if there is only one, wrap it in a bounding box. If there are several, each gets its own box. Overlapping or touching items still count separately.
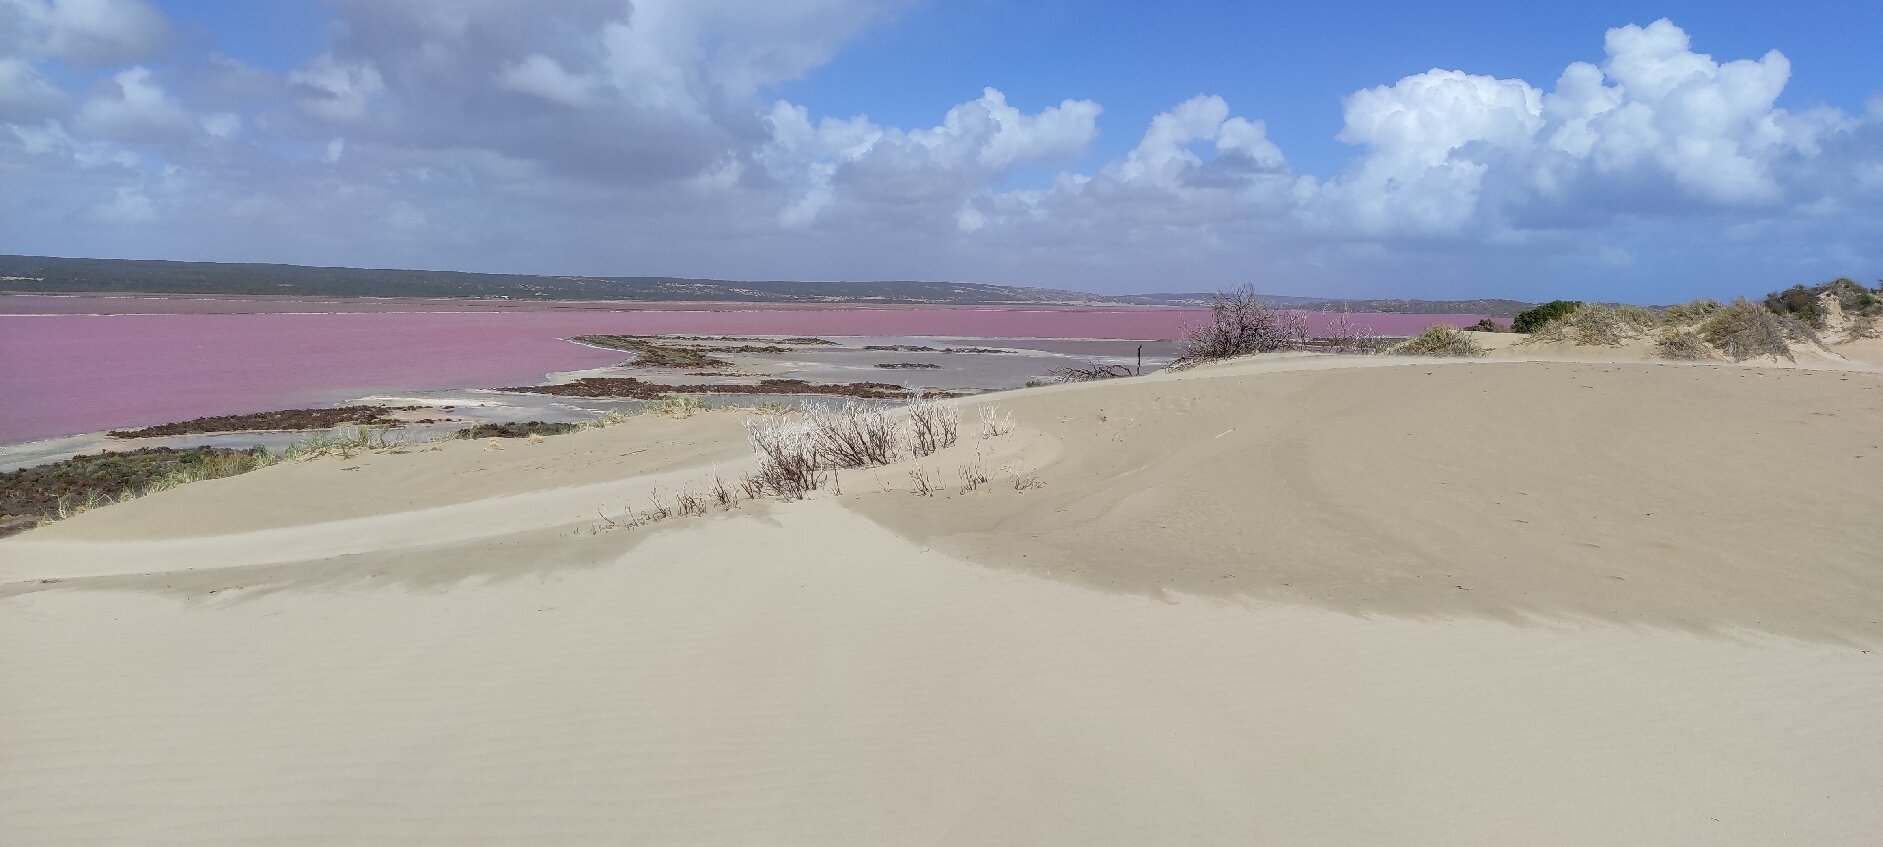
[0,301,1485,443]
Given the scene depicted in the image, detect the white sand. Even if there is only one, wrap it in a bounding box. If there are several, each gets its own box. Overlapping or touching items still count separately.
[4,353,1882,845]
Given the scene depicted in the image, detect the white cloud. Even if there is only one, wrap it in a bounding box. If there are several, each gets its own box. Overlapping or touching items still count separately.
[88,184,155,222]
[0,56,64,119]
[0,9,1876,300]
[758,87,1099,228]
[287,55,385,123]
[74,65,193,140]
[497,54,598,107]
[0,0,170,65]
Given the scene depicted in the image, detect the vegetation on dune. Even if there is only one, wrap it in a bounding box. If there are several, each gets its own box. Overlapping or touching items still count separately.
[1464,318,1508,332]
[1525,304,1658,346]
[1763,278,1882,328]
[1387,325,1486,357]
[1661,298,1723,325]
[456,421,580,439]
[1,447,273,534]
[1177,284,1309,363]
[1698,298,1820,362]
[1512,300,1584,334]
[1653,329,1714,360]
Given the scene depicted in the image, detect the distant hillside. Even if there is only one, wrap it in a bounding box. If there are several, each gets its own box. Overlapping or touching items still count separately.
[1117,292,1533,316]
[0,254,1528,313]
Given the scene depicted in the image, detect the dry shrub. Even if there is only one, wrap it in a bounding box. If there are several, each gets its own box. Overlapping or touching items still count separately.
[978,405,1015,438]
[1179,284,1308,363]
[649,394,708,418]
[1654,329,1713,360]
[1326,312,1387,354]
[1844,314,1880,342]
[804,400,898,467]
[1388,325,1485,357]
[908,467,938,496]
[905,395,959,457]
[1527,304,1658,346]
[1662,298,1723,326]
[743,415,825,499]
[1700,298,1818,361]
[709,472,739,509]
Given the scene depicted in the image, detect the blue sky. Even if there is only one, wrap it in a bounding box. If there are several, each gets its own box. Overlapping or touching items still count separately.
[2,0,1880,300]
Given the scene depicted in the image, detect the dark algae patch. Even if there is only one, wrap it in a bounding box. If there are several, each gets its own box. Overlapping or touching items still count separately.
[109,405,422,438]
[861,344,1009,354]
[874,362,943,369]
[457,421,580,439]
[569,336,734,368]
[1,447,270,536]
[502,377,956,400]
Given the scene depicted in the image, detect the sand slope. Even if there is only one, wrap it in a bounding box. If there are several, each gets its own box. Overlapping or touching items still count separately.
[4,355,1882,845]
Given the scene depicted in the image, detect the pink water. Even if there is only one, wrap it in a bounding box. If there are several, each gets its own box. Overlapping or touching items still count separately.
[0,303,1485,443]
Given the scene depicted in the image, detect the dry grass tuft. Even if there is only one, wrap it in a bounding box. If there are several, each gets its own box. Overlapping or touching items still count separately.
[1388,325,1486,357]
[1527,304,1658,346]
[1699,298,1819,361]
[1654,329,1714,360]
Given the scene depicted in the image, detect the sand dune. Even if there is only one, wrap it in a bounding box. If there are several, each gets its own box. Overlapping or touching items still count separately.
[4,353,1882,845]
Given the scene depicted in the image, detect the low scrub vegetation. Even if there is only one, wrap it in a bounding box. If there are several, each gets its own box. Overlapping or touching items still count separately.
[1699,298,1819,361]
[108,405,422,439]
[1661,298,1723,325]
[1526,304,1658,346]
[1178,284,1309,363]
[457,421,579,439]
[1388,325,1485,357]
[1512,300,1582,333]
[1324,312,1387,354]
[1763,278,1882,329]
[1653,329,1714,360]
[1,446,273,533]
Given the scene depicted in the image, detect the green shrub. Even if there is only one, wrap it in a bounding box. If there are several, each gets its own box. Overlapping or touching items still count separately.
[1763,279,1882,328]
[1512,300,1582,333]
[1389,325,1485,357]
[1463,318,1507,332]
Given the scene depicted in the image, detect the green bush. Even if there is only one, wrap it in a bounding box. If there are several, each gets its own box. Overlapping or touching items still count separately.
[1512,300,1583,333]
[1389,325,1486,357]
[1763,279,1882,328]
[1463,318,1506,332]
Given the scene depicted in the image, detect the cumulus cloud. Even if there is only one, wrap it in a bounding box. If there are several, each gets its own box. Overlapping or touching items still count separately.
[0,7,1877,299]
[1313,19,1861,236]
[759,87,1101,230]
[73,66,194,139]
